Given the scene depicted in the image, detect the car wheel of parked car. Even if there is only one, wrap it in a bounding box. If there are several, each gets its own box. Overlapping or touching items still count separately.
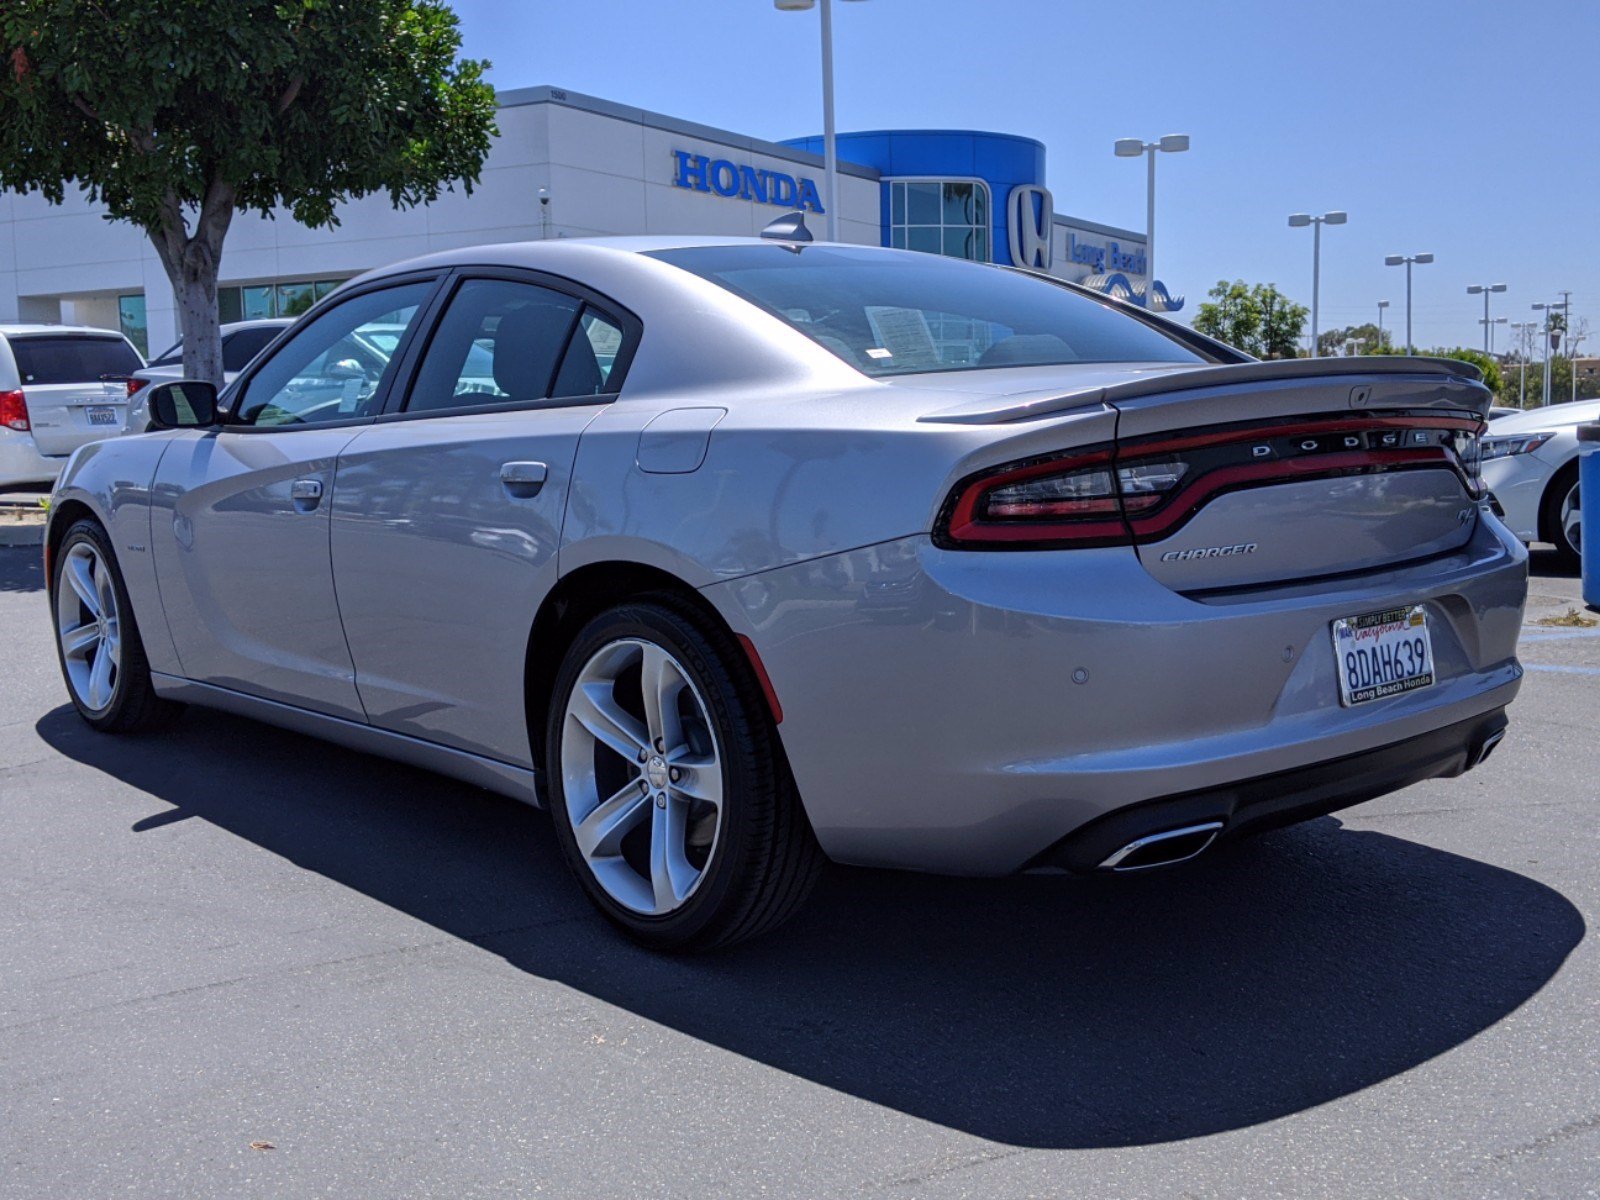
[51,519,183,733]
[1540,463,1581,570]
[545,597,823,951]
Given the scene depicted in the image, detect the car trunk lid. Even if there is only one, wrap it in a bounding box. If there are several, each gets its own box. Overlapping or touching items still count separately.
[1117,375,1486,591]
[925,357,1490,590]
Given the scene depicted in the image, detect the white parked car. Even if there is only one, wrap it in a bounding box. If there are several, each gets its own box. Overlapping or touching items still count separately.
[1480,397,1600,567]
[126,319,292,434]
[0,324,145,491]
[133,318,292,388]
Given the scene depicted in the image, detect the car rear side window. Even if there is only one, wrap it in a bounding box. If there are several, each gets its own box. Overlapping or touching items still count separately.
[404,279,620,414]
[646,244,1205,377]
[11,335,143,384]
[222,327,282,373]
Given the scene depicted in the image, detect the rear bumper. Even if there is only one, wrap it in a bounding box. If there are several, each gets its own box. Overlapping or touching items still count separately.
[1032,708,1508,872]
[703,515,1527,875]
[0,430,62,490]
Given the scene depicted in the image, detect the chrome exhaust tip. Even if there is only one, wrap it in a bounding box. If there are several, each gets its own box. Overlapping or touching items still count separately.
[1470,727,1507,769]
[1098,821,1225,872]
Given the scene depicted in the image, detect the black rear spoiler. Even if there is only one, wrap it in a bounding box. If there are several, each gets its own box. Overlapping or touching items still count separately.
[921,356,1488,426]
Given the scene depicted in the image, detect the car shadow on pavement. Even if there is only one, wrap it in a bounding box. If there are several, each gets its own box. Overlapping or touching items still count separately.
[36,703,1584,1150]
[0,546,44,593]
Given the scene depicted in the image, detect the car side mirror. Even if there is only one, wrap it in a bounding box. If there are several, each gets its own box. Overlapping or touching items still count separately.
[145,380,219,430]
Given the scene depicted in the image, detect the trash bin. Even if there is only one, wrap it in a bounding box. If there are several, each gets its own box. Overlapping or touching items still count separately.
[1580,424,1600,610]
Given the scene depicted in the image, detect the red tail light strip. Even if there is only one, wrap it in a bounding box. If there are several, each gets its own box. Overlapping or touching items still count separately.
[938,412,1482,550]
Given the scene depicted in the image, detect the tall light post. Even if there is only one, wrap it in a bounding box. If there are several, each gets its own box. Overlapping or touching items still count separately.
[1479,316,1507,354]
[1288,211,1347,356]
[775,0,868,241]
[1511,320,1536,406]
[1377,299,1390,351]
[1511,320,1536,407]
[1384,253,1434,355]
[1533,301,1560,407]
[1466,283,1507,354]
[1114,134,1189,312]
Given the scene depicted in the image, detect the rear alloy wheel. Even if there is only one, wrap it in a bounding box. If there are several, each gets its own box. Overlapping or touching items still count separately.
[545,599,822,951]
[1540,464,1582,570]
[52,519,182,733]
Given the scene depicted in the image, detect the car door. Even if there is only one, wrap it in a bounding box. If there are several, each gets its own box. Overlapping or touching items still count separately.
[331,271,636,764]
[7,332,143,452]
[149,277,440,719]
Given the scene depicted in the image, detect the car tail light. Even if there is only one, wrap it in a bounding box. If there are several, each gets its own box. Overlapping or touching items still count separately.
[0,389,29,432]
[936,412,1485,550]
[939,448,1173,548]
[126,377,150,396]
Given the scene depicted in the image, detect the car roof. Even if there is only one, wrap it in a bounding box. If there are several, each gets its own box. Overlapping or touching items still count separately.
[223,318,294,331]
[345,235,891,287]
[0,323,128,338]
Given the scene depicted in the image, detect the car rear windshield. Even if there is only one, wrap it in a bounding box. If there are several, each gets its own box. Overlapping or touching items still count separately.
[11,335,143,384]
[645,244,1205,377]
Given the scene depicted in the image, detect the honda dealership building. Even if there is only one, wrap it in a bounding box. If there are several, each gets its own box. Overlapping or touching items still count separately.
[0,86,1173,358]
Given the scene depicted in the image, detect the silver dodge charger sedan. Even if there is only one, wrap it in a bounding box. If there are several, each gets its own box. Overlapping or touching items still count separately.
[45,230,1527,950]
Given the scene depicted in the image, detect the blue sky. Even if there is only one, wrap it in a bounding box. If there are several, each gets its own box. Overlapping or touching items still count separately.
[453,0,1597,353]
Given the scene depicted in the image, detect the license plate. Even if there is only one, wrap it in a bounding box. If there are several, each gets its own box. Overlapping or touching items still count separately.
[86,406,119,427]
[1331,605,1435,707]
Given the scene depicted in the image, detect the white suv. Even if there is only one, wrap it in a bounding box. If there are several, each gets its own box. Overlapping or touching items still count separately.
[0,325,145,491]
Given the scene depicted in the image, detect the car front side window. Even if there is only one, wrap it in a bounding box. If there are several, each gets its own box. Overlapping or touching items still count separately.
[232,283,432,427]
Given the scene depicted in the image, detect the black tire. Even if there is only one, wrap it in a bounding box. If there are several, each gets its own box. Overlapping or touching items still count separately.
[50,518,184,733]
[1539,462,1581,571]
[544,595,823,952]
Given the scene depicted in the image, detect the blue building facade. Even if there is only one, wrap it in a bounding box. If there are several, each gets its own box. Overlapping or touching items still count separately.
[781,128,1179,311]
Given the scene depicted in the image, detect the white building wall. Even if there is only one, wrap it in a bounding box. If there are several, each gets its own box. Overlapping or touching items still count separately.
[0,88,882,356]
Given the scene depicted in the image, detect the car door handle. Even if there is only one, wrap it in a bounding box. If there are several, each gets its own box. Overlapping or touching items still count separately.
[500,461,548,499]
[290,477,324,510]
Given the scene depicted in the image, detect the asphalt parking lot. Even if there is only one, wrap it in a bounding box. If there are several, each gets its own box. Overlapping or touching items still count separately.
[2,546,1596,1199]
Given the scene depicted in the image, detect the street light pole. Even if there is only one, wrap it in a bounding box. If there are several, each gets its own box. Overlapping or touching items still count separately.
[1479,316,1507,354]
[1385,253,1434,355]
[1377,299,1389,351]
[775,0,867,242]
[1115,134,1190,312]
[1289,211,1347,356]
[1466,283,1507,354]
[1533,302,1558,407]
[1511,320,1535,407]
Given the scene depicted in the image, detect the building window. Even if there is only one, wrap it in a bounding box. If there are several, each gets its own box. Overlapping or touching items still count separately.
[219,278,349,324]
[888,180,990,263]
[117,294,148,357]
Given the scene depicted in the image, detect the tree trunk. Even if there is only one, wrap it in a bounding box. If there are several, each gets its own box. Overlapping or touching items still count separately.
[148,180,236,389]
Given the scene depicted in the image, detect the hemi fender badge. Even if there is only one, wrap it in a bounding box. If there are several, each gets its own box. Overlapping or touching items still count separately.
[1160,542,1259,563]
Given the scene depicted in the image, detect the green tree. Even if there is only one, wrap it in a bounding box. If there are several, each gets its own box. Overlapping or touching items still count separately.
[0,1,496,385]
[1317,322,1390,356]
[1192,279,1308,359]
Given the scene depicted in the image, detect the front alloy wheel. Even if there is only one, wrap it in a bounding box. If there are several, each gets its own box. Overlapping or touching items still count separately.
[56,540,122,713]
[51,518,182,733]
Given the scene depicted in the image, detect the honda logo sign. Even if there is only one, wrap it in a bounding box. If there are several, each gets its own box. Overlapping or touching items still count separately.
[1007,184,1054,269]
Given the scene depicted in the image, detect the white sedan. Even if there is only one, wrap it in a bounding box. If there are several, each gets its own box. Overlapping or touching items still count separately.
[1480,398,1600,567]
